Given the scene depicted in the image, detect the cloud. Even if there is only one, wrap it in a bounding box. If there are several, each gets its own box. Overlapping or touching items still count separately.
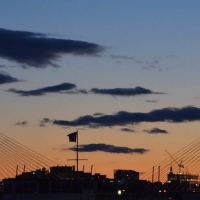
[14,121,28,126]
[143,128,168,134]
[166,54,178,59]
[39,118,52,127]
[66,143,149,154]
[93,112,104,116]
[120,128,135,133]
[110,55,135,60]
[64,89,88,94]
[6,82,76,96]
[146,100,158,103]
[0,28,105,68]
[90,86,163,96]
[144,59,160,70]
[110,54,142,64]
[0,71,21,85]
[6,83,163,97]
[40,106,200,128]
[0,65,6,68]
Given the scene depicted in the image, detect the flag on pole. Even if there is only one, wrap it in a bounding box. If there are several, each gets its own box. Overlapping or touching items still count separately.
[67,131,78,142]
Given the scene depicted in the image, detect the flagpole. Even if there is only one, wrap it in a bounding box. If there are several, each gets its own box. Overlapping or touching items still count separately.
[68,131,84,172]
[77,131,78,171]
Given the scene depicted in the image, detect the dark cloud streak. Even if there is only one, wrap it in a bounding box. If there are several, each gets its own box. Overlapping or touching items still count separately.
[67,143,149,154]
[0,28,105,68]
[0,71,21,85]
[120,128,135,133]
[41,106,200,128]
[6,83,76,96]
[143,128,168,134]
[90,87,163,96]
[7,83,164,97]
[14,121,28,127]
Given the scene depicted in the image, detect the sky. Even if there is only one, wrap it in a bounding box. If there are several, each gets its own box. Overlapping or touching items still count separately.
[1,0,200,178]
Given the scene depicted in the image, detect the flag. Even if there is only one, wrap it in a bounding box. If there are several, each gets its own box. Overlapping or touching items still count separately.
[67,131,77,142]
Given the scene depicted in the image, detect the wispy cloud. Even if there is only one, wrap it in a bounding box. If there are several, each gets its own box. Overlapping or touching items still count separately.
[93,112,104,116]
[146,100,158,103]
[120,128,135,133]
[110,54,142,63]
[40,106,200,128]
[64,143,149,154]
[0,28,105,68]
[166,54,178,59]
[144,60,159,70]
[39,118,52,127]
[0,71,21,85]
[6,83,76,96]
[7,83,164,97]
[14,121,28,127]
[63,89,88,94]
[143,128,168,134]
[90,87,163,96]
[110,54,135,60]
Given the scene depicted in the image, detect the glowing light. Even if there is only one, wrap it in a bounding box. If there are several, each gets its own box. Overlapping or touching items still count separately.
[118,190,122,195]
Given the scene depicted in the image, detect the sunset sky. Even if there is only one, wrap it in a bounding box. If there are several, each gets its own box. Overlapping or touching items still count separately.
[1,0,200,178]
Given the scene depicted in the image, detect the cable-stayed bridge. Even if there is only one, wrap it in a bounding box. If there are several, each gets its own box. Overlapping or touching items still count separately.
[0,132,61,180]
[140,137,200,183]
[0,132,200,184]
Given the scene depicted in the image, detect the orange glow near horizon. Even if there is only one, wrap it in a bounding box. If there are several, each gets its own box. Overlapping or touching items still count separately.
[0,118,200,182]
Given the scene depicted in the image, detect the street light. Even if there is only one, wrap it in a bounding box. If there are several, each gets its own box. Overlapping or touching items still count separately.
[118,190,122,195]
